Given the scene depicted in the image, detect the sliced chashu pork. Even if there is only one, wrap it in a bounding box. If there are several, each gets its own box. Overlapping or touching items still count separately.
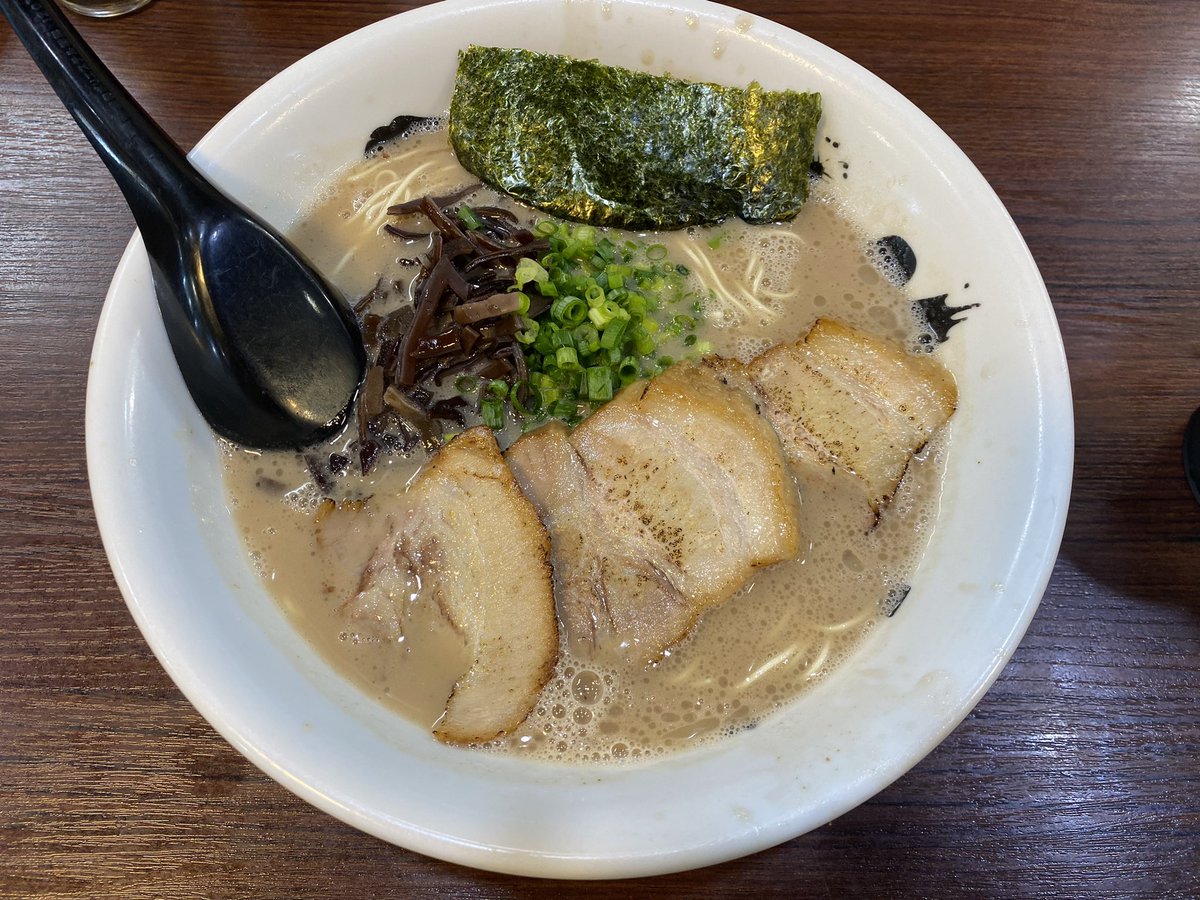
[507,361,800,662]
[710,318,957,512]
[343,426,558,744]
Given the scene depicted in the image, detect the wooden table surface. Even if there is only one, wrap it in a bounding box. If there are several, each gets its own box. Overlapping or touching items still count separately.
[2,0,1198,896]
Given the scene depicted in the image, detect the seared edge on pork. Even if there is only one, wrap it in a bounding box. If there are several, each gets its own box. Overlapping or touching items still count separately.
[508,362,800,662]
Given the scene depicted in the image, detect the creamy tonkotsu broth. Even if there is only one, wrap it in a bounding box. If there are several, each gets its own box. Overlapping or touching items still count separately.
[222,126,946,761]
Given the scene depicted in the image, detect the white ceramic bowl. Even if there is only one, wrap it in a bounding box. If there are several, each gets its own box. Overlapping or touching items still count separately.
[86,0,1072,879]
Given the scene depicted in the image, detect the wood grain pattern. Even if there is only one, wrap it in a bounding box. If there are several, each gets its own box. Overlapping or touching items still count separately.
[2,0,1198,896]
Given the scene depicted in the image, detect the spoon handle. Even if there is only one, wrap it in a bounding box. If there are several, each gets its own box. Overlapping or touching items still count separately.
[0,0,209,223]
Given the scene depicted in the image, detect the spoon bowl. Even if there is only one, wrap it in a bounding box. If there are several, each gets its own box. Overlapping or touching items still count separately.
[142,188,366,447]
[1,0,365,448]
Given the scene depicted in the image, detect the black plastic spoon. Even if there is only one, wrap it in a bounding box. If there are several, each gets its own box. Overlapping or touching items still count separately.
[1,0,365,449]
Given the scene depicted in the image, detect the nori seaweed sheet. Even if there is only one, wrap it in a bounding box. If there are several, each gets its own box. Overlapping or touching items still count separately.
[448,46,822,230]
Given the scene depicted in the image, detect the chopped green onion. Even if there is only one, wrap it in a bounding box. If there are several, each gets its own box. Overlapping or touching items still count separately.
[514,257,549,290]
[516,318,540,344]
[455,375,479,394]
[551,296,587,326]
[510,383,533,416]
[598,316,628,350]
[503,220,703,427]
[632,328,656,357]
[617,357,640,386]
[555,346,581,371]
[606,263,633,284]
[456,205,484,230]
[533,327,556,355]
[480,397,505,429]
[487,378,509,399]
[573,323,600,354]
[550,397,579,420]
[589,299,628,329]
[585,366,614,401]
